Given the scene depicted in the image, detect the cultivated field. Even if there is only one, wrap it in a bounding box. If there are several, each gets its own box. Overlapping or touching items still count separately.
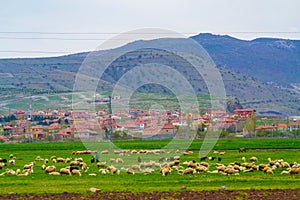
[0,138,300,197]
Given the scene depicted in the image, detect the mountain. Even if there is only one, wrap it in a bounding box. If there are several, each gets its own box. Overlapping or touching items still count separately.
[0,34,299,116]
[192,33,300,88]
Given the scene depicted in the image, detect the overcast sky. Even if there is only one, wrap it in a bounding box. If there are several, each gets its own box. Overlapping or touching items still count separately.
[1,0,299,58]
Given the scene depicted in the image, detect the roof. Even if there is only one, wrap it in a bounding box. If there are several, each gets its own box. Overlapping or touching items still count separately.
[277,123,287,127]
[0,136,9,141]
[256,124,276,130]
[162,124,175,129]
[222,117,237,123]
[234,109,256,113]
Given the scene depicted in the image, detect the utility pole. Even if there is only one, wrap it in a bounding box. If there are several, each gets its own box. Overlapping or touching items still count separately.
[108,96,113,146]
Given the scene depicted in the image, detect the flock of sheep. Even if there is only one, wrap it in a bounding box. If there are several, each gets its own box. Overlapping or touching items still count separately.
[1,149,300,178]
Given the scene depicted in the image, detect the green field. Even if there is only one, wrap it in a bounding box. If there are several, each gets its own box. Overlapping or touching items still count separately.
[0,138,300,194]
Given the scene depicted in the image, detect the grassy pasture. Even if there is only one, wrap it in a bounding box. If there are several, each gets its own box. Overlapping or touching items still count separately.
[0,138,300,194]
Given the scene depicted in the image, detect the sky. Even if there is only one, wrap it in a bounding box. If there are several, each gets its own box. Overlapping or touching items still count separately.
[0,0,300,58]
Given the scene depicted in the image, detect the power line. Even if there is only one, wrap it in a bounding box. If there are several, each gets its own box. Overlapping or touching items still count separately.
[0,37,124,41]
[0,31,299,35]
[0,50,72,54]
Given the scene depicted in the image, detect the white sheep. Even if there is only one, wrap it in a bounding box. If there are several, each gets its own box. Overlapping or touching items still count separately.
[45,166,56,173]
[71,169,82,176]
[49,172,60,176]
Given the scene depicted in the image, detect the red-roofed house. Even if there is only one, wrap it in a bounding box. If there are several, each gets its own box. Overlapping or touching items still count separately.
[234,109,256,119]
[160,123,177,134]
[0,135,9,142]
[288,121,300,132]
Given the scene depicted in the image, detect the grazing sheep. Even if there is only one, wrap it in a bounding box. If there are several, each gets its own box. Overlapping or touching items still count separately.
[41,164,46,170]
[107,166,117,174]
[114,150,121,155]
[70,161,80,166]
[49,172,60,176]
[75,158,83,162]
[200,156,207,161]
[126,168,135,175]
[238,148,246,153]
[138,156,142,163]
[90,157,95,163]
[56,158,65,163]
[208,156,215,161]
[195,165,207,173]
[17,172,29,177]
[182,167,195,175]
[60,168,71,176]
[65,158,72,163]
[15,169,21,175]
[268,158,276,166]
[200,162,209,168]
[160,166,171,176]
[116,158,124,163]
[45,166,56,173]
[219,151,226,155]
[109,158,115,163]
[22,169,32,174]
[101,150,109,155]
[131,165,140,170]
[9,154,13,159]
[71,169,82,176]
[23,163,34,170]
[281,162,290,168]
[131,150,138,154]
[9,159,15,165]
[99,168,108,175]
[289,167,300,175]
[281,170,290,175]
[241,157,246,163]
[188,160,198,168]
[258,164,269,171]
[97,162,106,168]
[44,159,49,164]
[6,169,16,175]
[174,156,180,160]
[250,157,258,162]
[80,162,88,172]
[69,166,79,172]
[35,156,43,161]
[50,156,56,160]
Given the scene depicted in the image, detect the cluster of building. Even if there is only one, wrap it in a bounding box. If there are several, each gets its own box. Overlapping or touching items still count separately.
[0,108,299,142]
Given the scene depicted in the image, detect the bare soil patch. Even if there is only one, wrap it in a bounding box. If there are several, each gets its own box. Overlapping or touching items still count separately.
[1,189,300,200]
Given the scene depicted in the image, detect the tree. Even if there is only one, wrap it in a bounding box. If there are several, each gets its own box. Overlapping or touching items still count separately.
[244,113,256,137]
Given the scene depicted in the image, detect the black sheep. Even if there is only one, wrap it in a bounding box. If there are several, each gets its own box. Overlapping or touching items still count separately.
[137,156,142,163]
[70,166,79,172]
[200,156,207,161]
[91,157,95,163]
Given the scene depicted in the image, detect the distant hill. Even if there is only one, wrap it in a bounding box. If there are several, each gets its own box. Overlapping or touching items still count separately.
[0,34,299,115]
[192,33,300,88]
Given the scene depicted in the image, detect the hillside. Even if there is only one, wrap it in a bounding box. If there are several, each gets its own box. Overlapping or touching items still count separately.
[192,33,300,88]
[0,35,299,115]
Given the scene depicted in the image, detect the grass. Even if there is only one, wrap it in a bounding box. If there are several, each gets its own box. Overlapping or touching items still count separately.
[0,138,300,194]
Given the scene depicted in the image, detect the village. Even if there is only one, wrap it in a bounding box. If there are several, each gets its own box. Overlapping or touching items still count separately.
[1,107,300,143]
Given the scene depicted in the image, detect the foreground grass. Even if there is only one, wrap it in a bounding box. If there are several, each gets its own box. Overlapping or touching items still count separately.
[0,138,300,194]
[1,138,300,151]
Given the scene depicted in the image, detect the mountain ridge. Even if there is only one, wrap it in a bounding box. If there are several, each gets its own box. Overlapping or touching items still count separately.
[0,33,300,115]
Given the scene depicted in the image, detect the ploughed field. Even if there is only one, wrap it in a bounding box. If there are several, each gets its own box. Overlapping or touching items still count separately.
[0,138,300,199]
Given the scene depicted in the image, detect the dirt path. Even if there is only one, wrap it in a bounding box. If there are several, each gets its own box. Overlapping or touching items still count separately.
[1,189,300,200]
